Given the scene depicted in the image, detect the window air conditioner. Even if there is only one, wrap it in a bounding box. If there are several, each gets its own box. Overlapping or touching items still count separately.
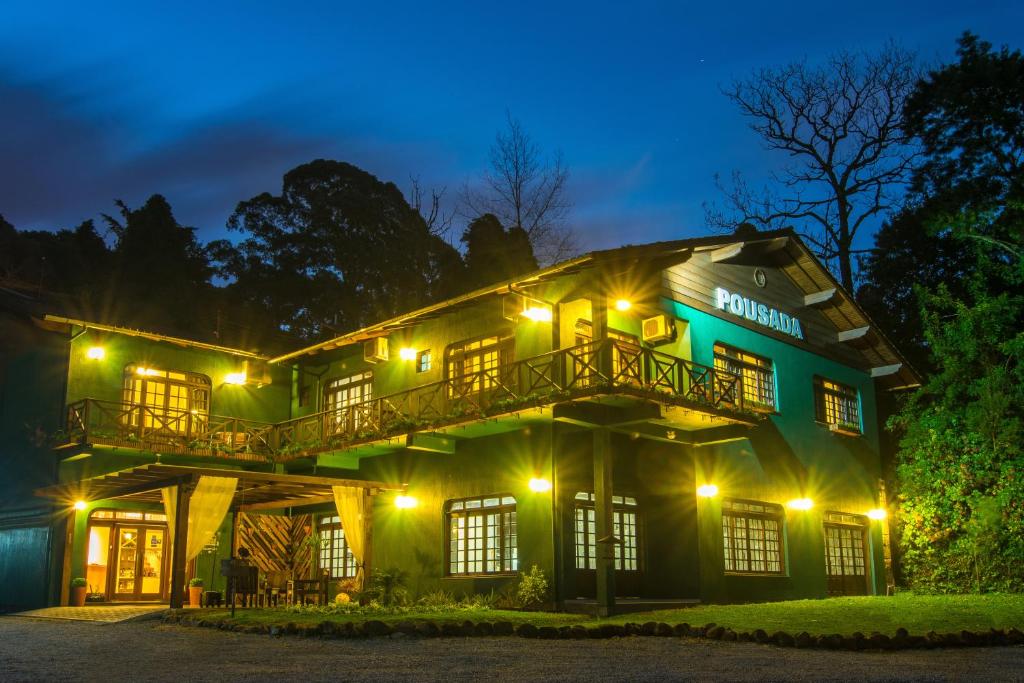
[363,337,389,363]
[641,315,673,344]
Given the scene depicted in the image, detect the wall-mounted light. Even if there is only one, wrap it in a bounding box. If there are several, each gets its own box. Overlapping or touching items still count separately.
[395,495,418,509]
[867,508,887,520]
[399,347,417,361]
[86,347,105,360]
[521,305,553,322]
[615,299,632,312]
[696,484,719,498]
[787,498,814,511]
[73,500,87,511]
[224,372,247,385]
[528,477,552,493]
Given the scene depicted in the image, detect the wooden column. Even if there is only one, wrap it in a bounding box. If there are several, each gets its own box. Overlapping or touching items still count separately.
[168,480,194,609]
[593,426,616,617]
[58,508,77,606]
[361,489,374,587]
[592,296,612,378]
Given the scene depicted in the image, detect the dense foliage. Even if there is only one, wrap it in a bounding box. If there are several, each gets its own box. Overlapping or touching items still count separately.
[862,33,1024,592]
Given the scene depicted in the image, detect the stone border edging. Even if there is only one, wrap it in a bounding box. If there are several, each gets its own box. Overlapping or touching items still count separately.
[163,612,1024,650]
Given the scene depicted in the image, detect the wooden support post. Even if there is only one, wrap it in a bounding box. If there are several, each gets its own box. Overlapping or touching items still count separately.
[592,295,612,380]
[361,489,374,588]
[169,480,194,609]
[593,427,615,617]
[59,508,77,606]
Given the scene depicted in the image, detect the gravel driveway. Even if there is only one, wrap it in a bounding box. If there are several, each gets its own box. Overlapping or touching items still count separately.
[1,617,1021,682]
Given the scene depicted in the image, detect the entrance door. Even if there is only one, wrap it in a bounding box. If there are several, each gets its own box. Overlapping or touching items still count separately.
[823,513,869,596]
[112,525,167,601]
[573,493,642,597]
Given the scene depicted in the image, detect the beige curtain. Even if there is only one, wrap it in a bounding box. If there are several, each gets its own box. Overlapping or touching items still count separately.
[186,476,238,561]
[332,486,365,584]
[161,486,177,547]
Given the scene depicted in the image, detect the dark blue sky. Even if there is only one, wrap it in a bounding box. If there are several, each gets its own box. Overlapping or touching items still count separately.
[1,1,1020,252]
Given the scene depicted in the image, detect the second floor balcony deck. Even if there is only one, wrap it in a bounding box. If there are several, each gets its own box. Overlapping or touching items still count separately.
[59,340,759,464]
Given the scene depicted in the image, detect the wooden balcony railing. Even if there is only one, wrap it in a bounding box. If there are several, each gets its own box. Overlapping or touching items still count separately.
[62,399,275,462]
[61,340,749,463]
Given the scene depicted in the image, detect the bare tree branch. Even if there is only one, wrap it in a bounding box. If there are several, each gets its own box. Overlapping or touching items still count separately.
[408,175,454,239]
[704,42,920,290]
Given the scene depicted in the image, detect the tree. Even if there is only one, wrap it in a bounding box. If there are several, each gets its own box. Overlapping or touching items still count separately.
[882,33,1024,592]
[461,113,575,266]
[215,160,465,339]
[705,43,919,291]
[460,213,538,290]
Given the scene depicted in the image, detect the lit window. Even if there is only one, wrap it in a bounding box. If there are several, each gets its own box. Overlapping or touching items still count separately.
[714,343,776,410]
[446,336,511,396]
[122,366,211,434]
[573,320,641,386]
[446,495,517,575]
[318,515,358,579]
[324,371,373,434]
[573,492,640,571]
[814,377,860,432]
[722,499,785,575]
[417,349,432,373]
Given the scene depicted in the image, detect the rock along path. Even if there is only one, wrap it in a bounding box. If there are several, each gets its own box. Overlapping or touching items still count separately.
[0,616,1021,682]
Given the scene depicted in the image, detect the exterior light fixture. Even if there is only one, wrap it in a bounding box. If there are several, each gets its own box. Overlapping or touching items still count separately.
[521,305,552,322]
[867,508,887,521]
[86,346,105,360]
[528,477,552,493]
[73,500,87,511]
[787,498,814,511]
[395,495,418,509]
[615,299,632,312]
[696,484,719,498]
[399,347,417,361]
[135,367,159,376]
[224,372,247,385]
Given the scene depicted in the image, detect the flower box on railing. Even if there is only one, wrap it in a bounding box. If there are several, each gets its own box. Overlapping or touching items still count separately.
[828,422,862,436]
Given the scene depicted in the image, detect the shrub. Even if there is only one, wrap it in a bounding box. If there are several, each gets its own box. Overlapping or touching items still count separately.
[417,590,456,609]
[70,577,87,588]
[361,567,409,607]
[515,564,549,609]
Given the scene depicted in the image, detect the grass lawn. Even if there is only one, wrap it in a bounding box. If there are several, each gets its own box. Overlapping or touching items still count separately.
[183,593,1024,637]
[601,593,1024,636]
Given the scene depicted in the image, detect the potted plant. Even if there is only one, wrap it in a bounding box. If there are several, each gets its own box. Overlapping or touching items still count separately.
[70,577,88,606]
[188,578,204,608]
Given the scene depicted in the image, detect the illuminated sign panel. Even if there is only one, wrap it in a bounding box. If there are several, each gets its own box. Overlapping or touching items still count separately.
[715,287,804,340]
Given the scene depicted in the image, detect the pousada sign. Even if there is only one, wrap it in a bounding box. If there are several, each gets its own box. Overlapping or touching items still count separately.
[715,287,804,340]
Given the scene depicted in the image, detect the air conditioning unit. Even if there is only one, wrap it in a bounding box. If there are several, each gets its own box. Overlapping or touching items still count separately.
[641,315,673,344]
[363,337,389,363]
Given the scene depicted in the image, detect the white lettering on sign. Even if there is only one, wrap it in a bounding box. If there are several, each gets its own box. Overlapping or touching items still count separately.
[714,287,804,340]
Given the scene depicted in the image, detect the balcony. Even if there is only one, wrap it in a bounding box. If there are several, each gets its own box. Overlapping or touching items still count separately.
[59,340,758,464]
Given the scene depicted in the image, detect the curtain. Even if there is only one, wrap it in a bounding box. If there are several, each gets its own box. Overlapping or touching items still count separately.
[161,486,177,547]
[332,486,365,585]
[186,476,238,561]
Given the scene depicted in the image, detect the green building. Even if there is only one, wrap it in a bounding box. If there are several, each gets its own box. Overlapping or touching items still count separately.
[0,229,917,615]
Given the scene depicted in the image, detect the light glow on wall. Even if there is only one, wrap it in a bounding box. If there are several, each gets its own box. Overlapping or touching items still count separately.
[399,347,417,361]
[86,346,105,360]
[867,508,887,520]
[395,495,418,509]
[696,484,719,498]
[521,305,553,322]
[224,372,247,385]
[614,299,632,311]
[74,500,87,511]
[787,498,814,511]
[528,477,552,493]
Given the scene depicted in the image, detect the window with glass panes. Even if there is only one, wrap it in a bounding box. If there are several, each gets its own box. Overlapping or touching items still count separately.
[813,377,860,431]
[446,336,510,396]
[573,492,640,571]
[713,344,776,410]
[446,495,517,575]
[318,515,357,579]
[324,372,373,434]
[823,512,867,578]
[122,366,210,433]
[722,499,784,574]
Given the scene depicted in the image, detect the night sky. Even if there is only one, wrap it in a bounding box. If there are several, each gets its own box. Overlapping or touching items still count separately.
[2,1,1020,252]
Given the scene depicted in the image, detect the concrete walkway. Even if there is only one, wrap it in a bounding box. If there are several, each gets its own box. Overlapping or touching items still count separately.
[9,604,166,623]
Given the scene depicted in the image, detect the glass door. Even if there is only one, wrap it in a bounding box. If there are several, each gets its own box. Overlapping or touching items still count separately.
[113,528,139,598]
[139,528,166,599]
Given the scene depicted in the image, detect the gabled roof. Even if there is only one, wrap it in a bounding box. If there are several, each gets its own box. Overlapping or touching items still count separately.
[268,228,919,390]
